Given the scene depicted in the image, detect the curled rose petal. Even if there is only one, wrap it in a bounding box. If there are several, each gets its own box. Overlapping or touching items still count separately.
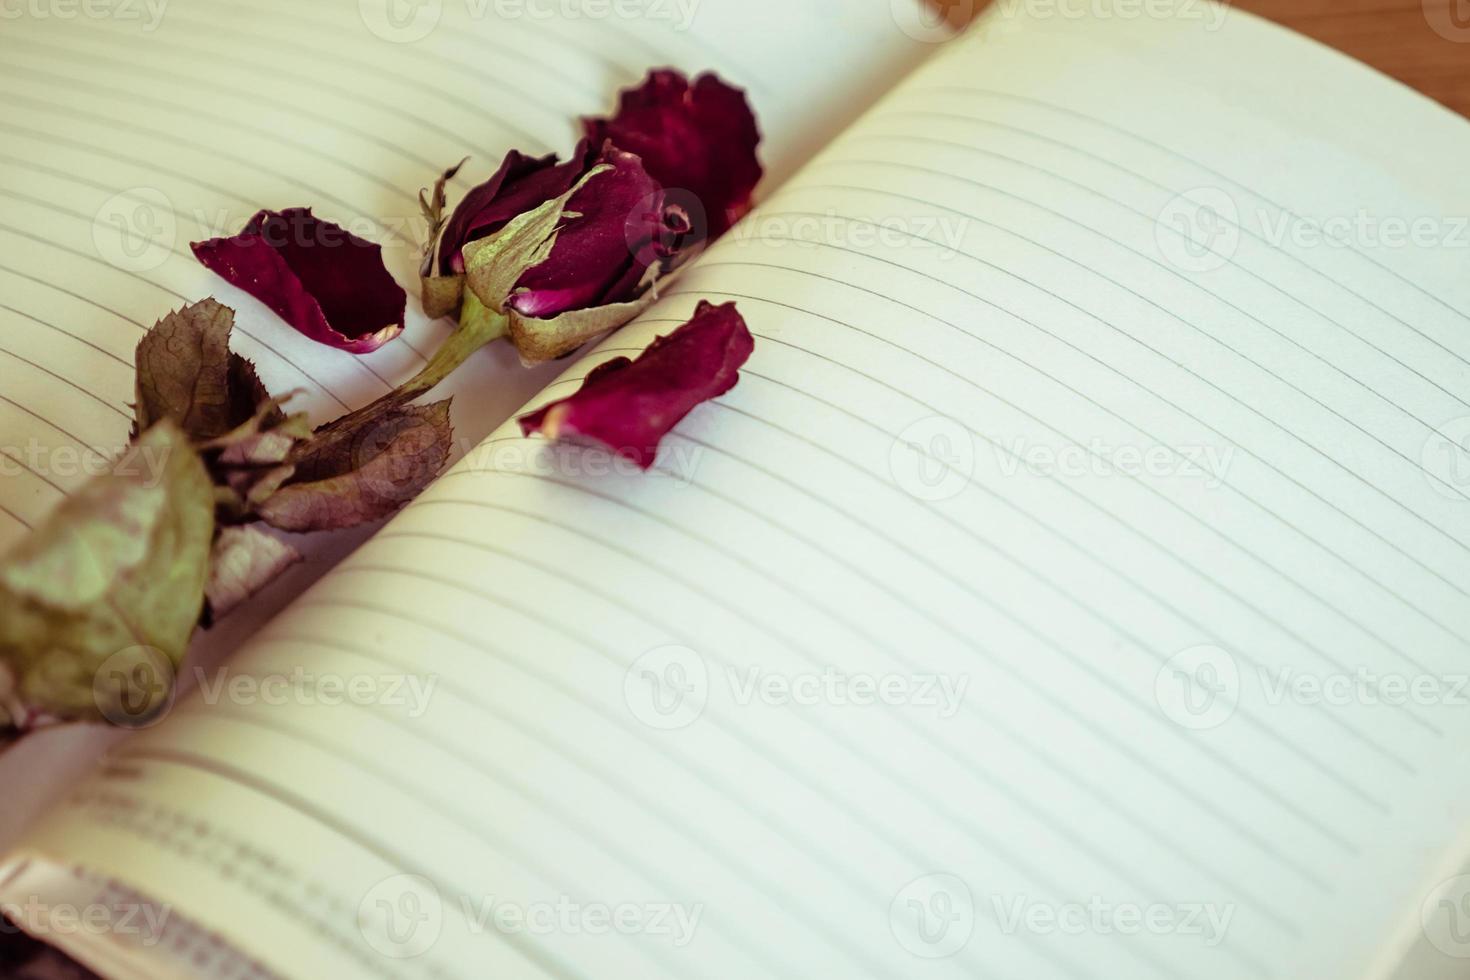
[192,208,406,353]
[518,300,753,469]
[583,69,762,237]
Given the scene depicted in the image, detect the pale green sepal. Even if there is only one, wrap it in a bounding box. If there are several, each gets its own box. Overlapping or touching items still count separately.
[420,274,465,320]
[508,292,659,364]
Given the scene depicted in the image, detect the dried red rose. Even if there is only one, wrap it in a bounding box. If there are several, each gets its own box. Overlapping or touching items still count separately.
[583,69,762,237]
[507,143,667,317]
[419,144,594,318]
[415,68,761,365]
[463,143,698,362]
[192,208,406,353]
[518,300,753,469]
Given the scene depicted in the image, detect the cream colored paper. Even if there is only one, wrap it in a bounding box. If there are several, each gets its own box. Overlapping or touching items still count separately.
[7,2,1470,978]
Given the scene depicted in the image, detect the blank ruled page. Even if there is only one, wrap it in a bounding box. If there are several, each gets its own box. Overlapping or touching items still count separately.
[0,0,929,549]
[9,3,1470,979]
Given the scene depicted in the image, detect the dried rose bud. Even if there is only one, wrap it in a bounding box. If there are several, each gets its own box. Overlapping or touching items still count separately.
[464,143,698,363]
[583,69,762,237]
[518,300,753,469]
[192,208,406,353]
[419,144,593,318]
[412,69,761,367]
[508,143,667,318]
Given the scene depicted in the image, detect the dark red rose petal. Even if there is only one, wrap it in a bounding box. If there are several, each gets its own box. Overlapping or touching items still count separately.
[583,69,762,238]
[518,300,753,469]
[192,208,406,354]
[508,143,665,320]
[438,141,595,275]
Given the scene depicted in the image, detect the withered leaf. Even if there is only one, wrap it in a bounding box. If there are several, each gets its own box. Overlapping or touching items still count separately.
[0,422,215,724]
[133,299,317,523]
[258,400,454,532]
[135,299,295,442]
[133,298,236,440]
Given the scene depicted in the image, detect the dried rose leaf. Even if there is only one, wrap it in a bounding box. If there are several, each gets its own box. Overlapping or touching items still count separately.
[133,298,236,440]
[0,422,214,723]
[286,397,450,486]
[258,400,453,532]
[135,299,296,444]
[583,70,762,237]
[518,300,753,469]
[192,208,406,353]
[207,401,313,525]
[205,526,302,619]
[207,401,311,465]
[132,300,317,523]
[226,350,287,433]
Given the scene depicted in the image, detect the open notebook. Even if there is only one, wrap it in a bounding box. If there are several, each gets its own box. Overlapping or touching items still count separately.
[4,0,1470,977]
[0,0,933,830]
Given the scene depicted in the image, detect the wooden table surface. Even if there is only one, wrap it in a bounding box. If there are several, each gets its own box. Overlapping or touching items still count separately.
[933,0,1470,118]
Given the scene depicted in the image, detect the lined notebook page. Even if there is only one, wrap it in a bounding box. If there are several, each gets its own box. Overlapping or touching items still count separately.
[0,0,930,552]
[10,2,1470,978]
[0,0,934,872]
